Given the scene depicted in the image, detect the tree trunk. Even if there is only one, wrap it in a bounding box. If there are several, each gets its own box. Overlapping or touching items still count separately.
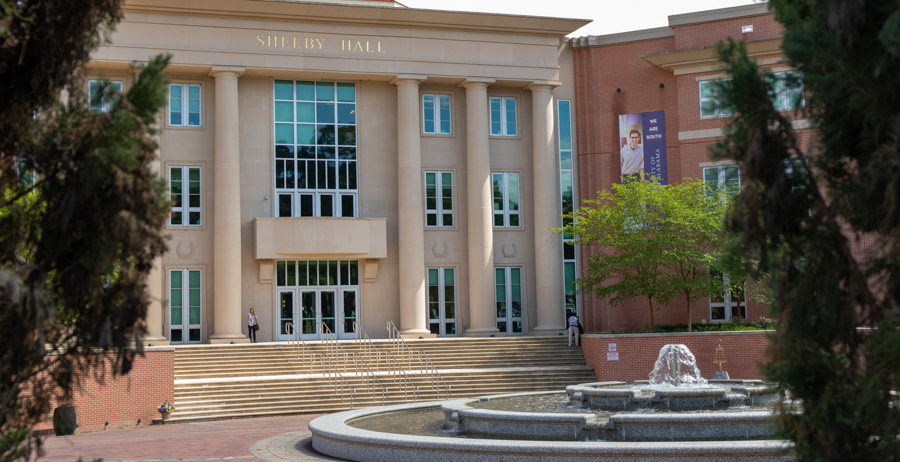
[686,291,692,333]
[648,297,655,328]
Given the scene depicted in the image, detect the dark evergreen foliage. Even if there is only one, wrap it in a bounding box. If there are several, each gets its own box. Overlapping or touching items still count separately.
[0,2,169,461]
[713,0,900,459]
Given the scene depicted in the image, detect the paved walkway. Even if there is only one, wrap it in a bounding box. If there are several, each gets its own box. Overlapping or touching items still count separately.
[38,415,347,462]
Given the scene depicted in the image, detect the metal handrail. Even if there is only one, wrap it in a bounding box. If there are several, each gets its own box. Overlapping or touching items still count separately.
[318,322,350,367]
[352,352,387,405]
[386,320,417,368]
[283,322,314,369]
[318,353,356,408]
[418,351,451,400]
[352,321,383,371]
[381,349,419,402]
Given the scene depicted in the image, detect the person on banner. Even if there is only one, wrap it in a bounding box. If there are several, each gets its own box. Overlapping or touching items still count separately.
[620,129,644,180]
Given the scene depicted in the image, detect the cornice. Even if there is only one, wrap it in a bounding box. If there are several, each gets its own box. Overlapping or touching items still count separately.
[122,0,591,37]
[641,38,784,75]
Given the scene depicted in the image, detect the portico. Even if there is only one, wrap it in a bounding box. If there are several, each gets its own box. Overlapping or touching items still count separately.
[91,0,587,343]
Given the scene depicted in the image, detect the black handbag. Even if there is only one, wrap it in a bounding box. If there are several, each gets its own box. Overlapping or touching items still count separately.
[577,321,584,335]
[252,324,259,332]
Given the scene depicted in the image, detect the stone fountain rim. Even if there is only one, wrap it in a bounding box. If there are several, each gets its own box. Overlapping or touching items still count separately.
[310,398,792,461]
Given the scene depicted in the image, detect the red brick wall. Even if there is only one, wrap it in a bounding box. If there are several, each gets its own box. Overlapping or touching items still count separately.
[572,12,800,333]
[672,14,783,51]
[33,349,174,433]
[582,331,770,383]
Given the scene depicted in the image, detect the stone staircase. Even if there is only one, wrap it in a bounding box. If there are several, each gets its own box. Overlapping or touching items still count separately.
[167,337,596,422]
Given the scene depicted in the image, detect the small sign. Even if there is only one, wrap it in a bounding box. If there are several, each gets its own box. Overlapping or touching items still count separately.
[607,352,619,361]
[742,25,754,33]
[608,343,617,352]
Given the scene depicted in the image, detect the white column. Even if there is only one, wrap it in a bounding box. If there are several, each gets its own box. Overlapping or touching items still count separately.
[208,67,248,344]
[139,64,168,346]
[461,79,499,335]
[390,75,432,337]
[529,82,566,334]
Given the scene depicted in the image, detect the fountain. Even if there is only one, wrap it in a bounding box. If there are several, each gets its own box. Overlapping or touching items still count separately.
[308,344,791,461]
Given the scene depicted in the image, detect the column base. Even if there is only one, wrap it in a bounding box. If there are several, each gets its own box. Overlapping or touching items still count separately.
[142,335,170,347]
[531,325,567,336]
[464,327,501,337]
[208,334,251,344]
[398,328,436,339]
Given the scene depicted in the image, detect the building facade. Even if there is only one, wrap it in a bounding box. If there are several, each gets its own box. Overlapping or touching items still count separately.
[88,0,588,344]
[572,3,811,332]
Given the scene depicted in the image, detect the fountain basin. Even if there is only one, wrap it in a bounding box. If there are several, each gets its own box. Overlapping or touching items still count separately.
[442,390,776,442]
[568,380,779,411]
[310,399,792,462]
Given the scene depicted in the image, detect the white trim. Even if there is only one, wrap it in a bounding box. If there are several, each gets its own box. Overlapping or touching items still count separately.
[424,171,454,228]
[422,93,452,135]
[168,166,202,227]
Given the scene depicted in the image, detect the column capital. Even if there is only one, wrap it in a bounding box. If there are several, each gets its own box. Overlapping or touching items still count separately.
[208,66,246,78]
[459,78,495,89]
[389,74,428,86]
[526,80,561,92]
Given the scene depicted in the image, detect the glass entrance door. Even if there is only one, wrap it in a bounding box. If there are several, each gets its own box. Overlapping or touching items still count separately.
[170,269,202,343]
[495,267,523,335]
[341,289,358,339]
[278,289,296,338]
[427,268,457,336]
[275,260,361,341]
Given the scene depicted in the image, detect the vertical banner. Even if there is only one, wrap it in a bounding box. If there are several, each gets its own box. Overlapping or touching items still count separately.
[618,111,667,184]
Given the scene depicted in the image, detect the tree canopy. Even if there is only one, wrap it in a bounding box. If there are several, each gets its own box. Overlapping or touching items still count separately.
[0,1,169,461]
[713,0,900,458]
[558,179,738,330]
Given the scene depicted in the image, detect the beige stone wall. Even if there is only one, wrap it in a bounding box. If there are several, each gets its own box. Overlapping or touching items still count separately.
[91,0,587,342]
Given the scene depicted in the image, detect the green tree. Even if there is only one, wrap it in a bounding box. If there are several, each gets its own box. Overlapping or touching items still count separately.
[712,0,900,458]
[0,1,170,461]
[558,179,734,329]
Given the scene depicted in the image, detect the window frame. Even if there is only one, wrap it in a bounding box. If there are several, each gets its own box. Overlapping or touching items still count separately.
[168,83,203,127]
[708,269,747,323]
[492,172,521,228]
[703,164,741,196]
[489,96,518,137]
[424,171,454,228]
[168,165,203,227]
[768,71,805,111]
[422,93,452,135]
[698,79,734,119]
[88,79,124,113]
[273,80,359,218]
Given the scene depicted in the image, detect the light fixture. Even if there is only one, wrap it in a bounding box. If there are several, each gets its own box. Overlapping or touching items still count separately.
[616,88,621,93]
[659,83,665,88]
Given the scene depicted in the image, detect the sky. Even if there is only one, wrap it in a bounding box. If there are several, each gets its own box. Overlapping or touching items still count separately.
[402,0,764,38]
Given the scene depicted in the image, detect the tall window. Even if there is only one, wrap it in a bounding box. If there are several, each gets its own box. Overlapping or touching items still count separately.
[699,79,734,118]
[703,165,740,196]
[710,269,746,322]
[768,71,805,110]
[705,165,744,322]
[423,94,451,134]
[489,97,517,136]
[169,84,201,127]
[492,172,520,227]
[425,171,453,227]
[428,268,456,336]
[274,81,357,218]
[495,267,523,334]
[169,166,201,226]
[558,100,577,315]
[89,80,123,113]
[170,269,201,343]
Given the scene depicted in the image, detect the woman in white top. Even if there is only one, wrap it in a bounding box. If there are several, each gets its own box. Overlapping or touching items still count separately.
[248,307,259,343]
[567,311,580,347]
